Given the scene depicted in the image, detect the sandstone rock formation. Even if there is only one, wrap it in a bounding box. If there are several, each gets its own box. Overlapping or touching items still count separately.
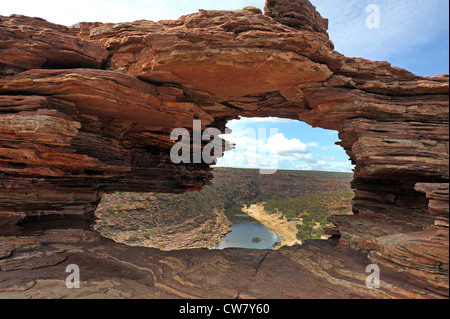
[0,0,448,298]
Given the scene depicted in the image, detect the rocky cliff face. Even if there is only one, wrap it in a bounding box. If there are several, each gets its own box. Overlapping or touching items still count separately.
[0,0,448,298]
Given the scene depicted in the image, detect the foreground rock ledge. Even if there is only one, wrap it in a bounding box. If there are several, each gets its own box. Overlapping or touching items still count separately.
[0,231,443,299]
[0,0,448,298]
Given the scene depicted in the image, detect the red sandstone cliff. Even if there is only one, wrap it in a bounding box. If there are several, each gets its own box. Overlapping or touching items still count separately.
[0,0,448,298]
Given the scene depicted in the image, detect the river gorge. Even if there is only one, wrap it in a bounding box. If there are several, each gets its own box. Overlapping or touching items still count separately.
[93,168,353,251]
[212,205,279,250]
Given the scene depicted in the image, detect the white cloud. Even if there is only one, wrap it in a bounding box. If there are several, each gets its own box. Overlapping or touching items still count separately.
[263,133,309,155]
[291,157,353,173]
[0,0,266,25]
[217,126,338,172]
[218,128,314,170]
[217,117,354,173]
[237,117,298,124]
[306,142,327,151]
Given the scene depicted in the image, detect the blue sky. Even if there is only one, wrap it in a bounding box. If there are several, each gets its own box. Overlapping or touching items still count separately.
[2,0,448,172]
[217,118,353,173]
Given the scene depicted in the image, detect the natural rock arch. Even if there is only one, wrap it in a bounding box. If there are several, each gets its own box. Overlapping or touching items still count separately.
[0,0,448,298]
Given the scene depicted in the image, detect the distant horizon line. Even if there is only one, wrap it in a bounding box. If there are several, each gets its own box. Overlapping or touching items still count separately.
[213,166,354,175]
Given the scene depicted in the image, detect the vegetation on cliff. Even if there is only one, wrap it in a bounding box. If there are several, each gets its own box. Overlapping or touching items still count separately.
[264,189,354,241]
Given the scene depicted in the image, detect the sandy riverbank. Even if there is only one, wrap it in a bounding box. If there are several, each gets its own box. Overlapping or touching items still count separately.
[242,203,301,247]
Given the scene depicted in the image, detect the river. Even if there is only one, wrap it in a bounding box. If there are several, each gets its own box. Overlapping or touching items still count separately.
[212,205,279,250]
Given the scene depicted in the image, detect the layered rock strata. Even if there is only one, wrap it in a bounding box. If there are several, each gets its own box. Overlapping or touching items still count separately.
[0,0,448,298]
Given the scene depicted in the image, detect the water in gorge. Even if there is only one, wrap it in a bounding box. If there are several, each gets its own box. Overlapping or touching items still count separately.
[213,205,279,250]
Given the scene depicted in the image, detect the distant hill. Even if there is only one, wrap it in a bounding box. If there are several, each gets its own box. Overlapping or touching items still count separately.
[95,168,353,250]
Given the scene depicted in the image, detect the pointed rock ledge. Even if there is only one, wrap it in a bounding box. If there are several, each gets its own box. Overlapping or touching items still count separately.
[0,0,448,298]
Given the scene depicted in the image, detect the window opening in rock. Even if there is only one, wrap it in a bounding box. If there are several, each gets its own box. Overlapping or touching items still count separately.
[94,117,355,251]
